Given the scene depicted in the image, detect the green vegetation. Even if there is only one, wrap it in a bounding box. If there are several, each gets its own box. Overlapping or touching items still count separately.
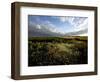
[28,36,88,66]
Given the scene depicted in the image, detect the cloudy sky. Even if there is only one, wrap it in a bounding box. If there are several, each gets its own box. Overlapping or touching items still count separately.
[28,15,88,37]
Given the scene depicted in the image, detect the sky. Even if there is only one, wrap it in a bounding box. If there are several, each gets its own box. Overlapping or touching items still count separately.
[28,15,88,36]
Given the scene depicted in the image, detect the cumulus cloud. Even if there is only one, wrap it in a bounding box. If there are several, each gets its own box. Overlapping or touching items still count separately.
[59,16,87,27]
[28,16,88,37]
[59,16,74,24]
[28,20,62,37]
[59,16,88,35]
[36,24,41,29]
[43,21,57,32]
[74,18,88,32]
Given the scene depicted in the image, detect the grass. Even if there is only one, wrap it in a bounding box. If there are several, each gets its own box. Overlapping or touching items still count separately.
[28,36,88,66]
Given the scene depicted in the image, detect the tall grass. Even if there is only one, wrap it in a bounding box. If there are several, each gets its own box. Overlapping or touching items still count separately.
[28,36,88,66]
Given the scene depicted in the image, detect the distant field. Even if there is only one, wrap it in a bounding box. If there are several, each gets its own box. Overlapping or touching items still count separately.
[29,36,87,43]
[28,36,88,66]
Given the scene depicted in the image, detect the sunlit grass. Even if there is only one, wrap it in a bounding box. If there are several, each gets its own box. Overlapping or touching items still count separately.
[28,36,88,66]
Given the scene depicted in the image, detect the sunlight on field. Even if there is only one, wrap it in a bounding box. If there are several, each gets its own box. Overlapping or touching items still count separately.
[28,36,88,66]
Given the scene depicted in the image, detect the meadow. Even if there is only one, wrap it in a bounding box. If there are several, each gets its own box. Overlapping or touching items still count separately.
[28,36,88,66]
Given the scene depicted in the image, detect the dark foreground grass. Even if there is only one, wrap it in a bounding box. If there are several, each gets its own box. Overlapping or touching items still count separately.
[28,36,88,66]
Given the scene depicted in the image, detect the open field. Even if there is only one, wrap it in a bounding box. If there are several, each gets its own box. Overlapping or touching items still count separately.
[28,36,88,66]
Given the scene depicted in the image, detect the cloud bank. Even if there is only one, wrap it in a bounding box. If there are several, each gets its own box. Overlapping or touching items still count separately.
[28,16,88,37]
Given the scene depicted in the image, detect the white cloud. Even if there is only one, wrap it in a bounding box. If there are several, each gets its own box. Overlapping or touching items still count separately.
[59,17,67,22]
[59,16,88,35]
[29,16,88,36]
[45,21,55,29]
[59,16,87,28]
[59,16,75,24]
[36,24,41,29]
[74,18,88,32]
[73,17,87,27]
[43,20,59,33]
